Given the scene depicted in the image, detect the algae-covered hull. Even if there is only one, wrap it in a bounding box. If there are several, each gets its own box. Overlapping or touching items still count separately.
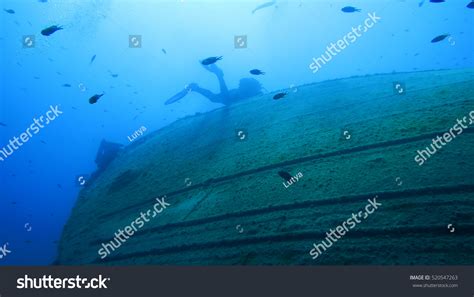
[58,69,474,265]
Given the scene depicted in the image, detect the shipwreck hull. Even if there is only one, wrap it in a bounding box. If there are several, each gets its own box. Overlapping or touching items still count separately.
[58,69,474,265]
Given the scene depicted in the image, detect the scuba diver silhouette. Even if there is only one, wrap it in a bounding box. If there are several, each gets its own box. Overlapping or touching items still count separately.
[164,63,263,106]
[87,139,124,184]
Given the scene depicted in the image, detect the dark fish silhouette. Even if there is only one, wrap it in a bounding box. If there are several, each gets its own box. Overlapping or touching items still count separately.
[41,25,63,36]
[89,54,96,65]
[250,69,265,75]
[62,83,71,87]
[278,171,292,182]
[4,9,15,14]
[430,0,445,2]
[467,1,474,8]
[40,140,47,144]
[431,34,449,43]
[418,0,425,7]
[273,92,287,100]
[341,6,361,13]
[108,70,118,78]
[252,1,276,14]
[0,122,6,127]
[162,48,167,54]
[89,93,104,104]
[201,56,222,65]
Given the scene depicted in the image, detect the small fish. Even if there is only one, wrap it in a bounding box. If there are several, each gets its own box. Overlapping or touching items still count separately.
[278,171,292,182]
[40,140,47,144]
[38,0,48,2]
[273,92,287,100]
[62,83,71,87]
[4,8,15,14]
[430,0,445,2]
[0,122,7,127]
[341,6,361,13]
[418,0,425,7]
[467,1,474,8]
[89,54,96,65]
[57,184,62,189]
[107,70,118,78]
[41,25,63,36]
[201,56,222,65]
[89,93,104,104]
[431,34,450,43]
[71,106,77,110]
[250,69,265,75]
[252,1,276,14]
[162,48,167,54]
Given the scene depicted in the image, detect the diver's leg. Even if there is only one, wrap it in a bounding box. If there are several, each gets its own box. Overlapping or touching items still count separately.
[216,74,229,96]
[191,85,223,104]
[202,64,229,96]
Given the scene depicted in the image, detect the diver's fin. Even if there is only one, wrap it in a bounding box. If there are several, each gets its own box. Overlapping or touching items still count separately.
[164,88,190,105]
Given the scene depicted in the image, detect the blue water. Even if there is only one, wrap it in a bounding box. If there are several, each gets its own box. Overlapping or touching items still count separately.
[0,0,472,265]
